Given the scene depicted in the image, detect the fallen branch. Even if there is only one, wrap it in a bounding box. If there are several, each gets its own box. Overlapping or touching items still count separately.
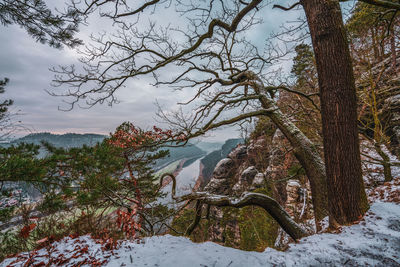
[159,173,308,241]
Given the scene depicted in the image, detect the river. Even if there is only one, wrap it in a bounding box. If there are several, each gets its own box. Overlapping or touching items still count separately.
[158,157,203,206]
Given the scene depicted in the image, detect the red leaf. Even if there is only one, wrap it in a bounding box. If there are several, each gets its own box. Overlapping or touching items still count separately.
[19,223,37,239]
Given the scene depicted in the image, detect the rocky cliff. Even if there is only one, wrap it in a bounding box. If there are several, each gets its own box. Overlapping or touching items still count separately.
[172,121,316,251]
[171,58,400,251]
[201,127,316,250]
[199,138,243,188]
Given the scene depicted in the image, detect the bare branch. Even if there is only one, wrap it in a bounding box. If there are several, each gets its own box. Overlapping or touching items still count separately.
[273,2,301,11]
[158,173,308,241]
[358,0,400,10]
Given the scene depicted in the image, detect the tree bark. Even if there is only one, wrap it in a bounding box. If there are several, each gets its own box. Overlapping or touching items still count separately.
[301,0,369,225]
[371,28,379,63]
[180,192,308,241]
[262,98,329,225]
[185,200,203,236]
[160,173,308,241]
[390,27,397,72]
[374,143,393,182]
[248,72,328,228]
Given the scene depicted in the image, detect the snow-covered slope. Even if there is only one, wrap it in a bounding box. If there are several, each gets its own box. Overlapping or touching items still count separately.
[2,201,400,267]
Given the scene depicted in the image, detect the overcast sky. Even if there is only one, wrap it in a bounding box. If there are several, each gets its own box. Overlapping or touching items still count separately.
[0,1,310,141]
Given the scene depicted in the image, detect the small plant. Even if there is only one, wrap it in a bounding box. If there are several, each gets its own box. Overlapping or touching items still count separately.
[0,206,15,222]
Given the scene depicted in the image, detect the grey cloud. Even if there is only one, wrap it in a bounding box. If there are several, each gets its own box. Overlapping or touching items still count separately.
[0,1,303,142]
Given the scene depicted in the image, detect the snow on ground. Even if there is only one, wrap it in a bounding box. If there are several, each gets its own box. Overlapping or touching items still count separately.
[360,141,400,189]
[2,201,400,267]
[369,178,400,203]
[2,143,399,267]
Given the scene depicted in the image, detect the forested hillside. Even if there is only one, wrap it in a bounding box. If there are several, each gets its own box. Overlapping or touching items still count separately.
[3,132,206,169]
[10,133,106,148]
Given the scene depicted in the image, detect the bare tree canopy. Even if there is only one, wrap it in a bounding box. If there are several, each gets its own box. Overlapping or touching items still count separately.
[48,0,398,226]
[50,0,332,226]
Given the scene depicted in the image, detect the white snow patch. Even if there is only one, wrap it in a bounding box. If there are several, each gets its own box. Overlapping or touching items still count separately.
[369,178,400,203]
[360,141,400,189]
[287,180,301,188]
[2,202,400,267]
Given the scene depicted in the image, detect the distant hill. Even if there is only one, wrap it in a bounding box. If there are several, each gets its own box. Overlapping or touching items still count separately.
[194,141,224,154]
[155,144,206,170]
[10,132,106,148]
[6,132,206,169]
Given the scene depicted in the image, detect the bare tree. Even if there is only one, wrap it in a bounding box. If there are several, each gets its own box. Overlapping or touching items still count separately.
[50,0,400,226]
[51,0,330,228]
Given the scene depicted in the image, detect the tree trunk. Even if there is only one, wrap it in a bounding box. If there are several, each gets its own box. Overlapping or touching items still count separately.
[247,73,328,228]
[260,95,328,227]
[379,27,385,62]
[301,0,369,225]
[185,200,203,236]
[371,28,379,63]
[390,27,397,72]
[374,143,393,182]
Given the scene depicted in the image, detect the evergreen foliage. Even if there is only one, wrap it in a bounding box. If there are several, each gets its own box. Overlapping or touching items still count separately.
[0,143,45,183]
[0,78,12,121]
[346,1,399,65]
[0,122,175,259]
[291,44,317,90]
[0,77,17,141]
[0,0,82,48]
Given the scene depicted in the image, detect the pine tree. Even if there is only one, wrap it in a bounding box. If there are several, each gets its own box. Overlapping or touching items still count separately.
[291,44,318,90]
[0,0,82,48]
